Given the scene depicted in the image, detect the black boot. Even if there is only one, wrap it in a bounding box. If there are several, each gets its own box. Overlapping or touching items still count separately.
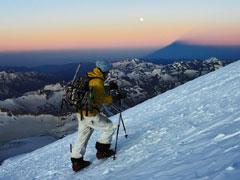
[71,157,91,172]
[95,142,115,160]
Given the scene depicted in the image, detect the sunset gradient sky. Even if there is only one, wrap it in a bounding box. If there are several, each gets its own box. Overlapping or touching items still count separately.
[0,0,240,52]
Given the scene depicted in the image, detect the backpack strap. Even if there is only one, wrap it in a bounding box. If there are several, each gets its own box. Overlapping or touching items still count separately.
[79,76,99,120]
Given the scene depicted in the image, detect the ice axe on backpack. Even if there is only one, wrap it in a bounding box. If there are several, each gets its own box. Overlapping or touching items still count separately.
[61,63,82,110]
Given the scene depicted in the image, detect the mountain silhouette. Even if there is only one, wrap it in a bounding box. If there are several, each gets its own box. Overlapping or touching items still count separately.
[145,41,240,62]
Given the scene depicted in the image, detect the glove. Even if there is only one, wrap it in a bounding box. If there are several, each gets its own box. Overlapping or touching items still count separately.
[112,92,127,102]
[119,92,127,99]
[109,82,118,90]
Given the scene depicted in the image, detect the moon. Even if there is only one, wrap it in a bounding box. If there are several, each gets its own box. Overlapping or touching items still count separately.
[139,17,144,22]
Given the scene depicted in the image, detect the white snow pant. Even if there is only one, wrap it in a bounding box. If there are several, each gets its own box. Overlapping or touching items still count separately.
[71,113,116,159]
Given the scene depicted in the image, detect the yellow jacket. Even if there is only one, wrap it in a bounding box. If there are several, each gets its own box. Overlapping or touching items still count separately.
[79,67,113,116]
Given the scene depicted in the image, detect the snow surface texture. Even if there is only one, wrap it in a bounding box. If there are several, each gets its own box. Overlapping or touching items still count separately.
[1,60,240,179]
[0,136,56,164]
[0,83,78,142]
[0,114,61,142]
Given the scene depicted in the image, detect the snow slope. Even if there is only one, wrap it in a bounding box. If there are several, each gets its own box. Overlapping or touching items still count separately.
[0,136,56,165]
[0,60,240,180]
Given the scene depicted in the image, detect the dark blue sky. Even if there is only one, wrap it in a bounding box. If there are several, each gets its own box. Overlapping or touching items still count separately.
[0,48,156,67]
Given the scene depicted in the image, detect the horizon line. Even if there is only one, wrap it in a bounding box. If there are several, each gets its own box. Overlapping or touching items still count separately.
[0,46,161,54]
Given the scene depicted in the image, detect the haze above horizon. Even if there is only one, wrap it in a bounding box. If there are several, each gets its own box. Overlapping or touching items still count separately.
[0,0,240,53]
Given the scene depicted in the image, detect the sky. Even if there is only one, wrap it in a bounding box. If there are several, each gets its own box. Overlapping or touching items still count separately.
[0,0,240,53]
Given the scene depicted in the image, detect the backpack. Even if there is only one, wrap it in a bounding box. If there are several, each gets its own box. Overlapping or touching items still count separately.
[61,63,94,113]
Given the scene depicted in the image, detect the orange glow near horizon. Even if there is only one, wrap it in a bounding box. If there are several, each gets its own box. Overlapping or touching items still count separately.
[180,25,240,46]
[1,23,240,52]
[1,1,240,53]
[0,22,191,52]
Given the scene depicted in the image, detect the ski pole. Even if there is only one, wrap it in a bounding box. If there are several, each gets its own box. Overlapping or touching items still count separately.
[112,103,128,138]
[113,98,122,160]
[119,112,128,138]
[113,113,121,160]
[113,95,128,160]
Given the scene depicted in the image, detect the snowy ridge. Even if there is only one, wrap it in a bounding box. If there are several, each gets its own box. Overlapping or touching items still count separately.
[0,83,65,114]
[0,71,58,100]
[109,58,234,109]
[1,60,240,179]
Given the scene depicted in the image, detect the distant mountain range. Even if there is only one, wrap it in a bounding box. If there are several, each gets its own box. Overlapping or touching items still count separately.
[0,62,95,82]
[145,41,240,63]
[108,58,235,109]
[0,71,59,100]
[0,58,235,103]
[0,63,96,101]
